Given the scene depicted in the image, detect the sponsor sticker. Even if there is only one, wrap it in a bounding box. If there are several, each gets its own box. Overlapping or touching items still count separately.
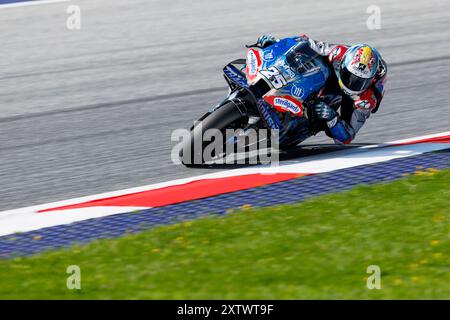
[285,67,296,79]
[290,85,304,98]
[273,97,302,115]
[263,49,275,62]
[247,49,260,76]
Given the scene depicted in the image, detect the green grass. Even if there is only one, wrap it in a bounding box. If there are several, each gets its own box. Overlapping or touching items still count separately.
[1,169,449,299]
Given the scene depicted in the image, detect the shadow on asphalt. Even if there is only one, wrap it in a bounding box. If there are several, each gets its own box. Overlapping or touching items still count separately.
[186,143,377,169]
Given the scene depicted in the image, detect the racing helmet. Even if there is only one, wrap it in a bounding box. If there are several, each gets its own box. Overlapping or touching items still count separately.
[338,44,379,95]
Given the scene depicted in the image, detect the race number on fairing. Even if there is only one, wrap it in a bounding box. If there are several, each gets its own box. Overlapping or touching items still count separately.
[259,67,287,89]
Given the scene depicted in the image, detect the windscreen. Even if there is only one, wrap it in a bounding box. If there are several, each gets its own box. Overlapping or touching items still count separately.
[285,41,321,74]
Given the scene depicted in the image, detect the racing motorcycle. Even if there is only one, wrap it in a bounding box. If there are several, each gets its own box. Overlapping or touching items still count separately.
[180,36,333,166]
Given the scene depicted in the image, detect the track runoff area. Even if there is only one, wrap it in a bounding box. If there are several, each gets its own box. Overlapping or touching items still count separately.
[0,131,448,257]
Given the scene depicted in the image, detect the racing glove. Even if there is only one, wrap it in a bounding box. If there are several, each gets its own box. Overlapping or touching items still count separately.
[257,34,277,48]
[313,102,352,144]
[313,102,337,121]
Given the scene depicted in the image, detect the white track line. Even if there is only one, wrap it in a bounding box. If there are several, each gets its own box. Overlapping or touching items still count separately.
[0,131,448,237]
[0,207,147,237]
[0,0,70,9]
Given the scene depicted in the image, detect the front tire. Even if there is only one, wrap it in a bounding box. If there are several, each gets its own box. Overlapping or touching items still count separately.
[180,102,247,166]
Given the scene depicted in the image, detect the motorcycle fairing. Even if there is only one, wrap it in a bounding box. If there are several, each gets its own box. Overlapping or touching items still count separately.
[245,37,330,116]
[263,95,303,116]
[223,59,248,90]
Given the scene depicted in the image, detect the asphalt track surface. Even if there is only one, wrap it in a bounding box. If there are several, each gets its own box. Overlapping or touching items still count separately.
[0,0,449,211]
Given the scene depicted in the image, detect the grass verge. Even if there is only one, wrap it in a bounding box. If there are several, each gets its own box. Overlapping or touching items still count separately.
[0,169,449,299]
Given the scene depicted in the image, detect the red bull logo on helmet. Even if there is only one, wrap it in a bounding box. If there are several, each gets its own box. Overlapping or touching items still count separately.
[350,46,376,78]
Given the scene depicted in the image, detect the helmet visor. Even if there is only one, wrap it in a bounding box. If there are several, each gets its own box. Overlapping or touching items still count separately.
[340,65,372,93]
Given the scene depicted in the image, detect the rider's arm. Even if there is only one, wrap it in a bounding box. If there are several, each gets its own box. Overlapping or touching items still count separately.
[299,34,340,57]
[327,87,380,144]
[370,56,388,113]
[327,107,371,144]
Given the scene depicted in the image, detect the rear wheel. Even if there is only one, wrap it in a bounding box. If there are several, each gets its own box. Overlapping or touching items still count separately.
[180,102,248,166]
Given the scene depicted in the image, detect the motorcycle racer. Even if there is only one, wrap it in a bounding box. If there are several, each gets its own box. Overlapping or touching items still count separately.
[256,34,388,144]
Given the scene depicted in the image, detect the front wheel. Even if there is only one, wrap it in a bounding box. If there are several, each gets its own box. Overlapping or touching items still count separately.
[180,102,248,166]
